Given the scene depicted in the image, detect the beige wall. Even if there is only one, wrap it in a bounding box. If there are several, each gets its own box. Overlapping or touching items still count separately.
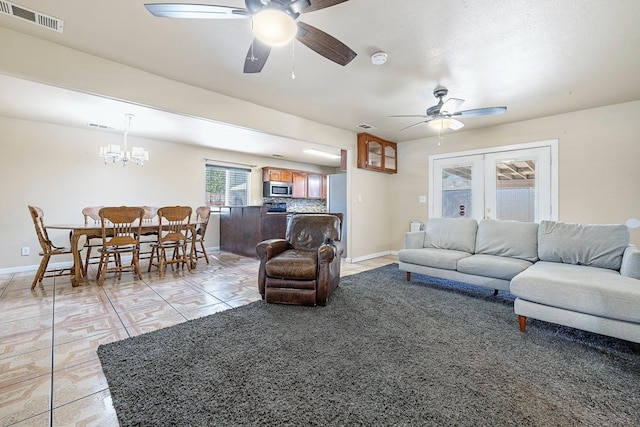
[0,27,354,150]
[0,116,338,271]
[391,100,640,249]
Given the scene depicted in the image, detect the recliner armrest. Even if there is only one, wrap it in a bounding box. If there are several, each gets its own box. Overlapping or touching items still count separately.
[318,242,337,264]
[620,244,640,280]
[404,231,425,249]
[256,239,290,261]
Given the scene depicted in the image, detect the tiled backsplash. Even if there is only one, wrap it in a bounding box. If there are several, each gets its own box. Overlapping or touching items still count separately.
[264,198,327,213]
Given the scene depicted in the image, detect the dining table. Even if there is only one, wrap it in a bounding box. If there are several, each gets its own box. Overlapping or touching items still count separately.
[46,221,201,286]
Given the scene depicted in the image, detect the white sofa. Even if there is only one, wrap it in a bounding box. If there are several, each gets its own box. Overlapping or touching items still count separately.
[398,218,640,343]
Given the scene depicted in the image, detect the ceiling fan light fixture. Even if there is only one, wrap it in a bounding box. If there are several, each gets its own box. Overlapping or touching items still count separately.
[428,117,453,131]
[252,9,297,46]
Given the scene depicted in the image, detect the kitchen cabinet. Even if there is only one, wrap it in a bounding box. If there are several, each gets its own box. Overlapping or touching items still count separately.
[264,166,327,199]
[307,174,324,199]
[357,132,397,174]
[292,172,307,198]
[262,167,293,182]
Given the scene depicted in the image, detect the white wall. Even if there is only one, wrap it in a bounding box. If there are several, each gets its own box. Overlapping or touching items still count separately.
[391,100,640,249]
[0,116,338,271]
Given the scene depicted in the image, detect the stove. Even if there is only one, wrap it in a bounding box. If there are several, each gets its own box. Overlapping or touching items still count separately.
[264,202,287,212]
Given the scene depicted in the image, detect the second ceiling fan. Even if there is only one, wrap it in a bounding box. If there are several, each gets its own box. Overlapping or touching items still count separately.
[144,0,357,73]
[390,86,507,132]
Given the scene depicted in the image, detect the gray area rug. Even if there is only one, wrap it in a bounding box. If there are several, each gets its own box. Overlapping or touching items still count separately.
[98,264,640,426]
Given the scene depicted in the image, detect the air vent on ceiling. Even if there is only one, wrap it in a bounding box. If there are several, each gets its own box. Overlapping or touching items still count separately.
[0,1,64,33]
[357,123,377,130]
[87,122,115,131]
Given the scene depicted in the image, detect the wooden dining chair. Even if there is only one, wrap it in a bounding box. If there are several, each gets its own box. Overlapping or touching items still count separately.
[138,205,159,260]
[81,206,104,276]
[148,206,192,277]
[190,206,211,265]
[96,206,145,286]
[28,205,77,289]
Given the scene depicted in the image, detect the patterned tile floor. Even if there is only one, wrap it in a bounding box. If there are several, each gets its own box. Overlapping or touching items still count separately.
[0,251,396,426]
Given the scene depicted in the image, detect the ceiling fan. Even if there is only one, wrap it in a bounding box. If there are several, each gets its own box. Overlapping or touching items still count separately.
[390,86,507,132]
[144,1,357,74]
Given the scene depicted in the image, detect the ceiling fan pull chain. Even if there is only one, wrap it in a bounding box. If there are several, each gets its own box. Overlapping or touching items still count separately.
[291,41,296,80]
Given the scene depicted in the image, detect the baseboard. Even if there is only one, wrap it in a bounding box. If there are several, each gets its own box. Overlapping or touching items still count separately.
[0,247,222,275]
[0,260,73,275]
[347,250,395,264]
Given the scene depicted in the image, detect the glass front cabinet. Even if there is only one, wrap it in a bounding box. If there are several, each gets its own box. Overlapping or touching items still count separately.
[357,132,397,174]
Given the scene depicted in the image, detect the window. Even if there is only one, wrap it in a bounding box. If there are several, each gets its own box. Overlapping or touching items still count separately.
[205,164,251,207]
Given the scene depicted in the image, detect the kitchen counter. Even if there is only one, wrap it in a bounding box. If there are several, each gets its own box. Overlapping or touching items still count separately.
[219,206,288,258]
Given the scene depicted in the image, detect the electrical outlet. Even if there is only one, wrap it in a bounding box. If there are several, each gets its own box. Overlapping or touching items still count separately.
[21,247,30,256]
[419,196,427,203]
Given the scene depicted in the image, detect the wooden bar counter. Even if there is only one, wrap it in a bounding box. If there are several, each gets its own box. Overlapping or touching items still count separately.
[219,206,289,258]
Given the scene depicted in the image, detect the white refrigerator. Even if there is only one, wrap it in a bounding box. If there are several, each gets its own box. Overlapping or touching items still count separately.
[327,173,347,258]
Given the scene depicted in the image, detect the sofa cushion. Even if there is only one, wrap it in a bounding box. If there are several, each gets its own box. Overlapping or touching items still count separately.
[511,261,640,323]
[475,220,539,262]
[423,218,478,253]
[398,248,471,271]
[457,254,533,281]
[538,221,630,271]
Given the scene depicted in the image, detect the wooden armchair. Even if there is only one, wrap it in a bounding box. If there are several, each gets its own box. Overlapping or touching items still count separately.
[96,206,145,286]
[148,206,192,277]
[256,213,343,306]
[190,206,211,264]
[28,205,77,289]
[81,206,104,276]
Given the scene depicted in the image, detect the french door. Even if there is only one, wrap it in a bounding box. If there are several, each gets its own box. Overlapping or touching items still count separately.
[430,143,556,222]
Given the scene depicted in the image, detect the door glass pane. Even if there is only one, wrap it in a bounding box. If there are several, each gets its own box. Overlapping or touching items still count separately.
[495,160,536,221]
[442,166,472,218]
[384,145,396,170]
[367,141,382,167]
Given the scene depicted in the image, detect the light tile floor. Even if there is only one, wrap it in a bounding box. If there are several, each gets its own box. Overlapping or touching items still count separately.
[0,251,396,426]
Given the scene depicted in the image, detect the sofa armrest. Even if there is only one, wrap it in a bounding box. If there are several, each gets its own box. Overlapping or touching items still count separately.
[404,231,425,249]
[620,244,640,280]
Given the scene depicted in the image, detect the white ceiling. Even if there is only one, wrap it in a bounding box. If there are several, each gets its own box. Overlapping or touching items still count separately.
[1,0,640,166]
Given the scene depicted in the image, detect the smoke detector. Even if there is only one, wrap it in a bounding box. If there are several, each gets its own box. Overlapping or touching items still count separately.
[370,52,388,65]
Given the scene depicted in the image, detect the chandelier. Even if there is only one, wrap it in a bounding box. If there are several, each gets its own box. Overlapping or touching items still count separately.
[99,114,149,166]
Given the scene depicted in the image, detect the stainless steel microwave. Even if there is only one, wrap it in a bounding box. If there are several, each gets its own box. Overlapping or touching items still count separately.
[263,181,293,198]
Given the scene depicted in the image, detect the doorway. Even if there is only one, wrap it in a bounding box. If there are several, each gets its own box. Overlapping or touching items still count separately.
[430,141,558,222]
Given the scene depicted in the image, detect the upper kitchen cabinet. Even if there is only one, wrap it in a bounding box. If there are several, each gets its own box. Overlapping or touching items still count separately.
[292,172,307,198]
[262,167,293,182]
[357,132,397,174]
[307,174,324,199]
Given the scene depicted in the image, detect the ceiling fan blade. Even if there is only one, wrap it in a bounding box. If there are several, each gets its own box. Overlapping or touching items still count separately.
[388,114,429,118]
[244,39,271,73]
[447,118,465,130]
[399,120,431,132]
[440,98,464,115]
[144,3,250,19]
[296,22,356,66]
[302,0,349,13]
[454,106,507,117]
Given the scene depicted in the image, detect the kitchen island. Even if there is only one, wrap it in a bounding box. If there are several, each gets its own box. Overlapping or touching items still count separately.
[219,206,289,258]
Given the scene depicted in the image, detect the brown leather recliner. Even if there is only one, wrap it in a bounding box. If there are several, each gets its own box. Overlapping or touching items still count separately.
[256,213,343,306]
